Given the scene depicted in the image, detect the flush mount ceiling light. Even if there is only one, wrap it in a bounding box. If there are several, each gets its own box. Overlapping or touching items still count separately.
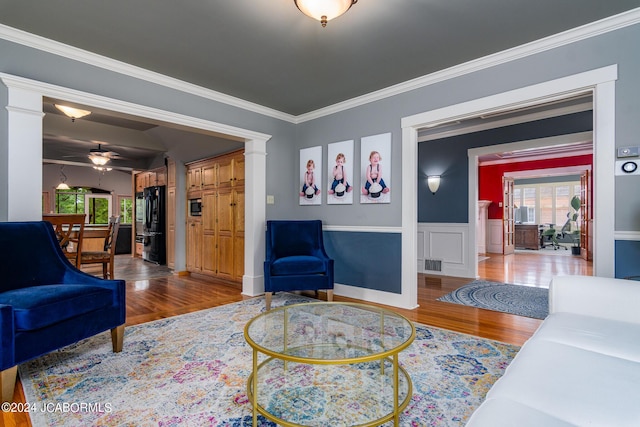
[54,104,91,122]
[294,0,358,27]
[88,144,111,166]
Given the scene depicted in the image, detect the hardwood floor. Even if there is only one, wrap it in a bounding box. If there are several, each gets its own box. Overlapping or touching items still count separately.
[4,251,592,427]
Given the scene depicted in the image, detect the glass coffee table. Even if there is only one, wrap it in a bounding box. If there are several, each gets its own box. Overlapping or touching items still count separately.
[244,302,416,427]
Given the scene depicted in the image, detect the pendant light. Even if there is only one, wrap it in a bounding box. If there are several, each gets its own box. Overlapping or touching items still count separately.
[294,0,358,27]
[56,165,70,190]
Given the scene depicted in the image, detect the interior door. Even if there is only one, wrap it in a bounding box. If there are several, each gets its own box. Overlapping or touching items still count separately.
[84,194,112,224]
[580,170,592,261]
[503,176,515,255]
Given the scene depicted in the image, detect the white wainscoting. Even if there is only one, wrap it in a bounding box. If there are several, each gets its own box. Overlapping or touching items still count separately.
[417,223,474,278]
[487,219,504,254]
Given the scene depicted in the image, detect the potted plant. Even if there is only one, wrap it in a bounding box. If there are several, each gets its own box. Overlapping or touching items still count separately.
[569,195,581,255]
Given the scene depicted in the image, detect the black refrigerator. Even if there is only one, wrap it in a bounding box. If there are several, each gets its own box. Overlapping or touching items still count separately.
[142,185,166,265]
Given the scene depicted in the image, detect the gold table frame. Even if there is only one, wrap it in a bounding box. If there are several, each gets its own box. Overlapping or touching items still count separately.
[244,302,416,427]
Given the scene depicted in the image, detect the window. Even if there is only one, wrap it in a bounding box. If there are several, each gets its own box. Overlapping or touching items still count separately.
[85,194,112,225]
[119,196,133,224]
[55,187,114,225]
[56,188,89,214]
[513,180,581,227]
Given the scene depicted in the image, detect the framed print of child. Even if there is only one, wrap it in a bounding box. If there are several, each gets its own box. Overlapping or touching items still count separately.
[360,133,391,204]
[327,140,354,205]
[299,145,322,205]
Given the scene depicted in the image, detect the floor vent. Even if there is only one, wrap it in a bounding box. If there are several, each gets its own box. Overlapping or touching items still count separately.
[424,259,442,272]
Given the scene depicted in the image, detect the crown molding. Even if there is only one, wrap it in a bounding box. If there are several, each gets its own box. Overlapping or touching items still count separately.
[0,24,297,124]
[1,8,639,124]
[295,7,640,123]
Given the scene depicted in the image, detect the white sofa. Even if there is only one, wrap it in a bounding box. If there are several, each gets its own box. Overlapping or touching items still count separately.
[466,275,640,427]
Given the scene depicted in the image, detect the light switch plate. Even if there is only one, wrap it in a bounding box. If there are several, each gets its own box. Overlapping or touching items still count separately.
[617,147,639,158]
[266,195,275,204]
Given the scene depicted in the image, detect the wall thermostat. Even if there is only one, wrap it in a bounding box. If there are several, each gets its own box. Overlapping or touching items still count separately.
[617,146,639,158]
[615,160,640,176]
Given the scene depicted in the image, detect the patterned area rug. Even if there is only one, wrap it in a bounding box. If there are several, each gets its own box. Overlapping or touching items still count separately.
[438,280,549,319]
[19,294,519,426]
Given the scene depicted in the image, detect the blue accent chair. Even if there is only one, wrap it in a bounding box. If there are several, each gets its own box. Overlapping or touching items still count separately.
[264,220,334,310]
[0,221,126,402]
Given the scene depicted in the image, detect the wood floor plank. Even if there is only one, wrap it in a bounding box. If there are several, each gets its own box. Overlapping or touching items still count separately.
[5,250,592,426]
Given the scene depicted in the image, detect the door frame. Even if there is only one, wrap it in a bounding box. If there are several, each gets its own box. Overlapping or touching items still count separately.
[402,65,617,308]
[84,193,113,224]
[1,72,272,297]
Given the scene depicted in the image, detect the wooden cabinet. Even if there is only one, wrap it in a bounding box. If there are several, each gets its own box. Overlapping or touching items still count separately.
[515,224,541,250]
[186,220,202,272]
[184,150,244,283]
[166,159,176,269]
[135,166,167,192]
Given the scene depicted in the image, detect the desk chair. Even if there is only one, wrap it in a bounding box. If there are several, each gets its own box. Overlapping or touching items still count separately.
[43,213,86,268]
[81,216,121,279]
[541,224,568,250]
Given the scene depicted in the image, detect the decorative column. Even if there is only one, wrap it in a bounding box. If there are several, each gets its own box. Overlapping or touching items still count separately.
[242,137,268,297]
[477,200,492,254]
[1,77,44,221]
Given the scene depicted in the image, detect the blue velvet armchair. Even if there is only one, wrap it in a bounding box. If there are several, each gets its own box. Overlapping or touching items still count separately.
[263,220,334,310]
[0,221,126,402]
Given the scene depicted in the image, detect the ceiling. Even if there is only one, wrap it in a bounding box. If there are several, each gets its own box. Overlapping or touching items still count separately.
[1,1,639,116]
[3,1,628,170]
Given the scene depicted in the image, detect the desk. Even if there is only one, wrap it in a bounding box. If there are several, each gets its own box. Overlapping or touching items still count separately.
[515,224,540,250]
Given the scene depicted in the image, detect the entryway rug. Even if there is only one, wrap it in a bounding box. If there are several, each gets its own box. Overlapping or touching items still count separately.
[19,293,519,426]
[438,280,549,319]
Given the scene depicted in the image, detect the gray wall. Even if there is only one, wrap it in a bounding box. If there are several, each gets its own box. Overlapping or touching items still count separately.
[2,21,640,283]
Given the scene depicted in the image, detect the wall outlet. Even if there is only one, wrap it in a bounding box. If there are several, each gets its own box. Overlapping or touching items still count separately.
[266,195,275,204]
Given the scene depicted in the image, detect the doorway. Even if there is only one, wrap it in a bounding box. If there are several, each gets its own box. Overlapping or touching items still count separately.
[402,65,617,309]
[2,73,271,297]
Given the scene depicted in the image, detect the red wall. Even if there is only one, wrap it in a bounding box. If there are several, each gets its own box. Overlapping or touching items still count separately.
[479,155,592,219]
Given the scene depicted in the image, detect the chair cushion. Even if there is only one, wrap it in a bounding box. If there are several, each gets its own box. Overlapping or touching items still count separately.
[271,255,326,276]
[0,284,114,331]
[81,251,110,262]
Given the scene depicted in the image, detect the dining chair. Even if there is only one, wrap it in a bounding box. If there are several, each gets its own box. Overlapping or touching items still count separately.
[81,216,121,279]
[42,213,87,268]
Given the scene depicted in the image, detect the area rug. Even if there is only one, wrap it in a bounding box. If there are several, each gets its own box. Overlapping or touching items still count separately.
[19,293,519,426]
[438,280,548,319]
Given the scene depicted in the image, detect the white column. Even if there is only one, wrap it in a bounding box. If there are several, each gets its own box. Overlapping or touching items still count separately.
[477,200,492,254]
[242,137,268,296]
[3,83,43,221]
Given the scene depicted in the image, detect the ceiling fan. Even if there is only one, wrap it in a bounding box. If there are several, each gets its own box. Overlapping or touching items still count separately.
[88,144,119,166]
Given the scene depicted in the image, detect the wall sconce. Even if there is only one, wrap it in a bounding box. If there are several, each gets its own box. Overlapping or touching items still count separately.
[427,175,441,194]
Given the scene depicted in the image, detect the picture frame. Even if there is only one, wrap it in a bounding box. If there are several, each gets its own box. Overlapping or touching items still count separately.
[360,133,391,204]
[327,140,354,205]
[299,146,323,205]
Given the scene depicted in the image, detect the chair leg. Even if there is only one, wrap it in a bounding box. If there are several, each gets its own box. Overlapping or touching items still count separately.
[102,263,108,279]
[327,289,334,302]
[109,261,115,280]
[1,366,17,403]
[111,324,125,353]
[265,292,273,311]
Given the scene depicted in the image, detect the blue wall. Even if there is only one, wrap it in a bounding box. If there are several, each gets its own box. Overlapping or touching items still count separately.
[323,231,402,293]
[615,240,640,279]
[418,111,593,223]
